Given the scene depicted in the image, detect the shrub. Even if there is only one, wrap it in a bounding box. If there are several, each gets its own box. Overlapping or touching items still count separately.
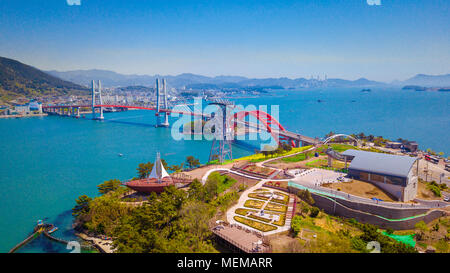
[309,207,320,218]
[291,215,302,236]
[427,184,441,197]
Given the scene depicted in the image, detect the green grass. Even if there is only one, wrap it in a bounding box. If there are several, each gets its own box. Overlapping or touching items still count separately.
[234,145,313,163]
[207,172,237,194]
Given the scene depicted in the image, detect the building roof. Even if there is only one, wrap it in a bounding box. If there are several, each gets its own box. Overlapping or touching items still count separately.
[341,149,418,178]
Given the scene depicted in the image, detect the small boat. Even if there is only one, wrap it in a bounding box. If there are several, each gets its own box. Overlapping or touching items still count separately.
[118,153,123,157]
[48,226,58,234]
[37,220,43,226]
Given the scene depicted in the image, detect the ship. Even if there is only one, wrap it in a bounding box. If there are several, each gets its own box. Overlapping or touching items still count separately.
[125,152,192,193]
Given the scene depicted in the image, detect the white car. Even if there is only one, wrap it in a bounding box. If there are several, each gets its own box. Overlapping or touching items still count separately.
[444,197,450,202]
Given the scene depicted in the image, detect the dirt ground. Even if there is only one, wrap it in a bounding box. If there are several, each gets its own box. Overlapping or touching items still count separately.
[417,181,445,200]
[322,180,397,202]
[267,232,301,253]
[183,161,243,180]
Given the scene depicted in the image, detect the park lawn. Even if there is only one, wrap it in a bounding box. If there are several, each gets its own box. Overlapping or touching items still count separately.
[207,171,237,193]
[306,158,346,169]
[234,145,313,163]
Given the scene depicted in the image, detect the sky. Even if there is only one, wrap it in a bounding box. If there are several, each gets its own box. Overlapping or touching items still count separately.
[0,0,449,82]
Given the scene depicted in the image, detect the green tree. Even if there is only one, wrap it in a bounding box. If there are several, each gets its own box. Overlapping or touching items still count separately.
[188,179,206,201]
[186,156,200,169]
[97,179,122,195]
[297,189,315,205]
[137,162,154,178]
[72,195,92,217]
[309,207,320,218]
[291,215,302,236]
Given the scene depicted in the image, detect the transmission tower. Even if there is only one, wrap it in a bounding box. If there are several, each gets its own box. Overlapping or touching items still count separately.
[208,99,234,163]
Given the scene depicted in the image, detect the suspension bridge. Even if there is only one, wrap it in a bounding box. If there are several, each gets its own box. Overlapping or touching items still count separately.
[42,79,321,161]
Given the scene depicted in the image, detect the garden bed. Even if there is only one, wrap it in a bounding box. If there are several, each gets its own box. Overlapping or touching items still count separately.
[244,199,265,209]
[264,202,288,213]
[233,216,277,232]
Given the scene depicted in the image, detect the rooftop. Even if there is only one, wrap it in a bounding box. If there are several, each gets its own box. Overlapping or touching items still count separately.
[342,149,418,178]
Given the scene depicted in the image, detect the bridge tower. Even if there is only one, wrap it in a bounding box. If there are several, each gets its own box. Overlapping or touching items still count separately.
[155,78,169,127]
[91,80,104,120]
[208,100,234,163]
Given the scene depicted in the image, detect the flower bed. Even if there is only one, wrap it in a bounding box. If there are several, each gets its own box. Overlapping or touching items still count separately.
[248,214,272,223]
[233,216,277,232]
[264,202,287,213]
[248,193,271,201]
[272,213,286,226]
[244,199,265,209]
[235,208,258,216]
[270,192,289,205]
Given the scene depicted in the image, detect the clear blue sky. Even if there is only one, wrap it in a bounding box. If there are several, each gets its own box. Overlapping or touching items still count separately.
[0,0,448,81]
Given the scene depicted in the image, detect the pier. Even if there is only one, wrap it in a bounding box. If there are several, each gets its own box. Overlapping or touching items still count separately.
[8,221,95,253]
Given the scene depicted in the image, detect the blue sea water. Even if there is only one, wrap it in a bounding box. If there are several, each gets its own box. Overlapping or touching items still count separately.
[0,87,448,252]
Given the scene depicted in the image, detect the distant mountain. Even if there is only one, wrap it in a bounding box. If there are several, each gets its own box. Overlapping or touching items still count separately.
[400,74,450,87]
[47,69,388,89]
[0,56,88,102]
[47,69,157,88]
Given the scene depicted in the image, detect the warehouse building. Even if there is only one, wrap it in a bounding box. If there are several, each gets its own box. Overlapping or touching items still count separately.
[342,150,419,202]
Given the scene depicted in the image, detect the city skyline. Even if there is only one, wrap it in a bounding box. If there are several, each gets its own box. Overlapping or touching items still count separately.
[0,0,449,82]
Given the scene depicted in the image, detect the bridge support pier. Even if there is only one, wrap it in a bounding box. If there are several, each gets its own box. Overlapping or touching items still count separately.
[155,78,169,127]
[92,80,104,120]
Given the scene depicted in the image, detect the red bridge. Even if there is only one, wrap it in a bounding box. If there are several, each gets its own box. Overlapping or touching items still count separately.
[42,79,319,147]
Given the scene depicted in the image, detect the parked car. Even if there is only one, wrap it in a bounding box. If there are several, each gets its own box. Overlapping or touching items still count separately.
[444,197,449,202]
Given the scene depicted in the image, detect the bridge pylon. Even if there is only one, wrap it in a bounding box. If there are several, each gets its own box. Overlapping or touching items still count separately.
[208,100,234,163]
[91,80,104,120]
[155,78,169,127]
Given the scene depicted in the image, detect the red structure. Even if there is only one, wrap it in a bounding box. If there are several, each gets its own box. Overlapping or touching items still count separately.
[231,110,296,147]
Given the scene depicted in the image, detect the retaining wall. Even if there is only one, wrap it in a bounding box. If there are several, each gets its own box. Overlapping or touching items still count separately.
[288,186,446,230]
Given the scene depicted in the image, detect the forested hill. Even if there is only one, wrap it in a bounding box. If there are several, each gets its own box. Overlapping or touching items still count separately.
[0,56,88,102]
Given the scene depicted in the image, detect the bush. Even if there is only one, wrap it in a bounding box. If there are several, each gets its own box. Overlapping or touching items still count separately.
[297,189,315,205]
[309,207,320,218]
[291,215,302,236]
[428,184,441,197]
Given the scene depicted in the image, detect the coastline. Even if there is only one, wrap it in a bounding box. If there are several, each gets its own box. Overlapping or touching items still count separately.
[75,231,115,253]
[0,113,48,119]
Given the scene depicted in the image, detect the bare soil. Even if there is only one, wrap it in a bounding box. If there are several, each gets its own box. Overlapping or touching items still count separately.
[322,180,397,202]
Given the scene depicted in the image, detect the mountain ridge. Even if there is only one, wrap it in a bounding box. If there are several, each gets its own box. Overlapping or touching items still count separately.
[0,56,89,103]
[47,69,390,89]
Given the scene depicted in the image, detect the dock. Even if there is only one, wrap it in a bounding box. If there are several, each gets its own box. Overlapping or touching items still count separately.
[9,221,95,253]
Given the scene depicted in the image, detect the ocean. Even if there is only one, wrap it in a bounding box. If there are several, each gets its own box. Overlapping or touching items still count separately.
[0,87,448,252]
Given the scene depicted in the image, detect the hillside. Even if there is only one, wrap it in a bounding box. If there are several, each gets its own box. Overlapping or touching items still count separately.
[0,56,89,103]
[47,69,388,89]
[400,74,450,87]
